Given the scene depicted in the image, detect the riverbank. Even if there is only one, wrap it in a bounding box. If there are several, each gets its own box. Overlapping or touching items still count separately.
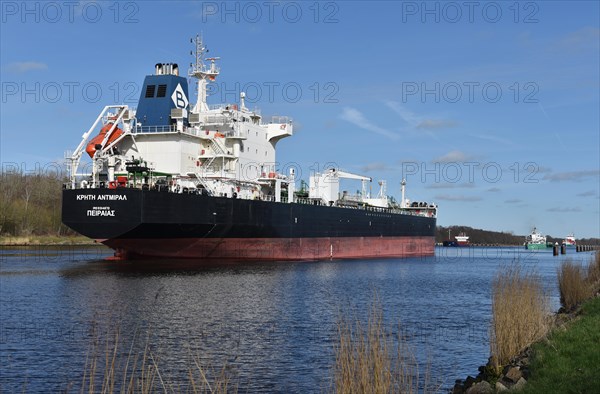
[522,296,600,393]
[453,253,600,393]
[0,235,94,246]
[452,295,600,394]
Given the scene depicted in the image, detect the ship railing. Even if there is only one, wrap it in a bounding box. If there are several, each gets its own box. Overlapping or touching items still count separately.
[260,195,293,203]
[224,128,245,139]
[203,115,232,125]
[133,125,178,134]
[339,194,363,203]
[270,115,290,124]
[181,126,202,137]
[294,197,323,206]
[209,104,239,112]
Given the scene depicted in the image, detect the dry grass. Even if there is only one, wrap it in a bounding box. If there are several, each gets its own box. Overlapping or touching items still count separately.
[0,235,93,245]
[587,252,600,294]
[188,353,234,394]
[82,329,162,394]
[334,300,430,394]
[557,253,600,312]
[490,264,550,371]
[558,261,591,312]
[81,328,235,394]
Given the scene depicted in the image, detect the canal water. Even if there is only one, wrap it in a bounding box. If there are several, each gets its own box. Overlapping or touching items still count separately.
[0,246,595,392]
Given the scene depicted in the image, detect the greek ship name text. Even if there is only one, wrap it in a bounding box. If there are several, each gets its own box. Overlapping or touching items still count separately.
[76,194,128,201]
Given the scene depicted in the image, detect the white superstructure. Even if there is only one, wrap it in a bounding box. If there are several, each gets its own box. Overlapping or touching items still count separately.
[65,36,436,217]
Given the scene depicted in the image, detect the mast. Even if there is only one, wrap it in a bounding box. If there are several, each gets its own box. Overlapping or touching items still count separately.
[188,34,220,113]
[401,178,406,208]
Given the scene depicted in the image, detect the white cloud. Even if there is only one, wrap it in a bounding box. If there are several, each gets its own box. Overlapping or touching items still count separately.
[385,101,457,131]
[433,150,476,163]
[434,194,482,202]
[426,183,475,190]
[360,162,391,173]
[6,61,48,73]
[384,101,420,127]
[468,133,515,147]
[546,207,582,213]
[557,27,600,52]
[340,107,400,140]
[543,170,600,182]
[416,119,458,130]
[576,190,597,197]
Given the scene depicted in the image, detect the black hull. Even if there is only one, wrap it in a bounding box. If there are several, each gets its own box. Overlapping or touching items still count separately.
[62,188,436,259]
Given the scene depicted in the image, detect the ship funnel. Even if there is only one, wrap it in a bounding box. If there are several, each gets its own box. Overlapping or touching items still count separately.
[136,64,190,127]
[155,63,179,76]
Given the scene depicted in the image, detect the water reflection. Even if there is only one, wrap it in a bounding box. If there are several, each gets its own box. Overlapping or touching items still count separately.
[0,246,595,392]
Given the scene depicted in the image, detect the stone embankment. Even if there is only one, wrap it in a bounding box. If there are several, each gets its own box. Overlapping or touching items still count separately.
[451,351,531,393]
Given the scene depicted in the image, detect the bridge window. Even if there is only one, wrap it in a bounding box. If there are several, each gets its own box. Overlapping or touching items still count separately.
[145,85,156,98]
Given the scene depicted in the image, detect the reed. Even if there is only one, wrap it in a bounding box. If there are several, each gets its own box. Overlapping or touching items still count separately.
[490,264,549,370]
[188,353,234,394]
[557,260,591,312]
[81,329,160,394]
[80,328,234,393]
[333,299,427,394]
[557,253,600,312]
[587,252,600,294]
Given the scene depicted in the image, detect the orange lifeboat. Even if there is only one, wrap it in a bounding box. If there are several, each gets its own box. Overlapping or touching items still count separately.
[85,123,124,158]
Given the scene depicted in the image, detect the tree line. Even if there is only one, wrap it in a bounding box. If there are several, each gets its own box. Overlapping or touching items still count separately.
[0,171,75,236]
[436,225,600,246]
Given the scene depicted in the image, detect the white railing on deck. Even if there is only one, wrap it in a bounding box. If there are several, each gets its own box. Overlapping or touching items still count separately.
[134,125,177,134]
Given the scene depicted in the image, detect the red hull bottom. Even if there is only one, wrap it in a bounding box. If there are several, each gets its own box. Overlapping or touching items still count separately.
[102,236,435,261]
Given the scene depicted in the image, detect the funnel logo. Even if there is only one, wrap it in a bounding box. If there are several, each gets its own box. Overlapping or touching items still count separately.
[171,83,188,109]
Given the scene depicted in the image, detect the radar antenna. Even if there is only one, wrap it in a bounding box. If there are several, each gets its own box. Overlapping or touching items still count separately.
[189,34,220,112]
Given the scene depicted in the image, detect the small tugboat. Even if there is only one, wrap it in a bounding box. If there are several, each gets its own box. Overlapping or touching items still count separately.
[524,227,547,250]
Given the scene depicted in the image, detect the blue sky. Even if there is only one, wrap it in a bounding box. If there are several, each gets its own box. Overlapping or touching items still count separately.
[1,1,599,238]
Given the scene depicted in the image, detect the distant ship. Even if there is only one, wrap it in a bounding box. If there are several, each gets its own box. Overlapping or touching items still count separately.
[442,230,469,247]
[563,233,576,248]
[524,227,547,250]
[454,232,470,246]
[61,36,438,260]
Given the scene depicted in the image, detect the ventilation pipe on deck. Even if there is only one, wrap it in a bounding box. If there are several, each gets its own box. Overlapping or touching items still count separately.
[288,168,296,203]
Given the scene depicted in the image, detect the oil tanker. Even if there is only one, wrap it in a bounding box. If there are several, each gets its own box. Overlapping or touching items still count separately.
[62,36,437,260]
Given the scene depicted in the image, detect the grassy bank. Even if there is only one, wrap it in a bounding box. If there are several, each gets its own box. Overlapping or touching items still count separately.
[0,234,94,246]
[522,296,600,394]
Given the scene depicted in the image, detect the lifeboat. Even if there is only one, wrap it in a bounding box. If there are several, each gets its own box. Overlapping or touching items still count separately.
[85,123,124,158]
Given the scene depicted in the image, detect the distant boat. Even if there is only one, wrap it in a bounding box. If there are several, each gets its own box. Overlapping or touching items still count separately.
[443,228,457,247]
[524,227,547,250]
[442,240,459,247]
[442,230,469,247]
[455,232,470,246]
[563,233,576,248]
